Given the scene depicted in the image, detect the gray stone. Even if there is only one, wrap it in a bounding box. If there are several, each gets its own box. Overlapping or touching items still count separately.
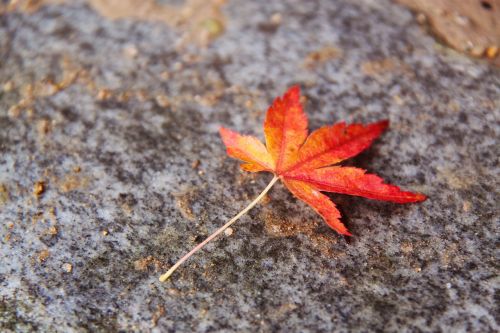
[0,0,498,332]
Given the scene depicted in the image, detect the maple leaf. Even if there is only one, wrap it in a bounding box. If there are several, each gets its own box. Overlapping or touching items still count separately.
[219,85,426,236]
[160,86,426,281]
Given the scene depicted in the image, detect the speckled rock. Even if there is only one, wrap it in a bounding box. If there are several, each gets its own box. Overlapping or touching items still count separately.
[0,0,498,332]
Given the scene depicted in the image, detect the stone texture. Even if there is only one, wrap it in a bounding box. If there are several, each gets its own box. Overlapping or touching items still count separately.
[0,0,498,332]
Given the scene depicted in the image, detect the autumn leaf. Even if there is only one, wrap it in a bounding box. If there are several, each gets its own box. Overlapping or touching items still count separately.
[160,86,426,281]
[220,85,425,235]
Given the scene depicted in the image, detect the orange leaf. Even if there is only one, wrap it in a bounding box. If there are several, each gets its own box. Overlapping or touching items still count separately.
[220,86,426,235]
[219,127,274,172]
[283,179,351,235]
[264,85,308,173]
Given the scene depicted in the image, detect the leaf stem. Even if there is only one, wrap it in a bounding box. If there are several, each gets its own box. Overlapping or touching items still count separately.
[159,175,279,282]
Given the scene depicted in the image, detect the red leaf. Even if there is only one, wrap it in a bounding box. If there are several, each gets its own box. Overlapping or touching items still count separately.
[283,179,351,235]
[285,167,427,203]
[284,120,389,173]
[220,86,426,235]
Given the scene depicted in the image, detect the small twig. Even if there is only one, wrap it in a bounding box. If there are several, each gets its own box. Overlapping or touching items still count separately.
[159,175,279,282]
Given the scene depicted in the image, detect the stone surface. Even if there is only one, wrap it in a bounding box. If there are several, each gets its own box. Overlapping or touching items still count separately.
[0,0,498,332]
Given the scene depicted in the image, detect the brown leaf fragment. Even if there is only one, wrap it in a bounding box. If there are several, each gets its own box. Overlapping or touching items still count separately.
[38,249,50,262]
[33,181,46,198]
[303,45,341,69]
[396,0,500,66]
[62,263,73,273]
[0,184,9,205]
[134,256,164,272]
[151,305,166,327]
